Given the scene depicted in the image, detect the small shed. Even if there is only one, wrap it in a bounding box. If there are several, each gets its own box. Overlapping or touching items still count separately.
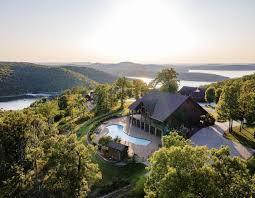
[107,141,128,161]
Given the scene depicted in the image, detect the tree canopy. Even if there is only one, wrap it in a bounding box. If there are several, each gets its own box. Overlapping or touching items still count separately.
[145,132,255,198]
[217,82,241,131]
[0,99,101,197]
[215,88,222,103]
[205,86,216,103]
[150,68,179,93]
[115,77,131,108]
[132,79,149,99]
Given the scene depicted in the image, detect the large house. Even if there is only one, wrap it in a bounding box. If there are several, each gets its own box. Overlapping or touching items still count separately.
[128,90,214,137]
[178,86,206,102]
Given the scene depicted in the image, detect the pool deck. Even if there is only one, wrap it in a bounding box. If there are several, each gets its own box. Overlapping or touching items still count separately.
[94,116,161,160]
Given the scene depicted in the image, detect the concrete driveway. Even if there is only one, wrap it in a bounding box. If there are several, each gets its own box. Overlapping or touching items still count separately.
[191,121,255,159]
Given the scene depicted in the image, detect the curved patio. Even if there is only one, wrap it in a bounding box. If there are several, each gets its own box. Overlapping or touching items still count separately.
[94,116,161,160]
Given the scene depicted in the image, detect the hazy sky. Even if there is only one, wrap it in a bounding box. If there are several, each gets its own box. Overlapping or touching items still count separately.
[0,0,255,63]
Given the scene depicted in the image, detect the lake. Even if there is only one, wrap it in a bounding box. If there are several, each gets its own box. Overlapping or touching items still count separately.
[189,69,255,78]
[0,98,38,111]
[128,77,212,89]
[0,93,57,111]
[128,69,255,88]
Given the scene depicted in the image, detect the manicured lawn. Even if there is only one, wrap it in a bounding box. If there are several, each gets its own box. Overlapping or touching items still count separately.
[225,125,255,148]
[76,101,132,139]
[76,109,123,139]
[89,154,147,197]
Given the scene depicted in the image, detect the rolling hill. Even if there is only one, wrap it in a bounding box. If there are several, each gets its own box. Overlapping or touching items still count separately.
[70,62,229,81]
[0,62,116,96]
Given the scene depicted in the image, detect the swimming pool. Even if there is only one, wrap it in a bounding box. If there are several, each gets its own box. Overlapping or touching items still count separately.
[105,124,151,146]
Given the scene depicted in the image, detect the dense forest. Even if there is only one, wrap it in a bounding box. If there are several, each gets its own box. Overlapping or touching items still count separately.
[0,77,149,197]
[1,68,255,197]
[0,62,116,96]
[62,66,117,84]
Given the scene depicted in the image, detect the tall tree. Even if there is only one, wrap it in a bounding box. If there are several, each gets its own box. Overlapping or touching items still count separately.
[217,83,240,132]
[115,77,130,108]
[150,68,179,93]
[108,85,118,109]
[205,86,216,104]
[94,84,111,114]
[58,95,68,110]
[132,79,149,99]
[239,79,255,129]
[43,135,101,197]
[215,88,222,103]
[0,111,49,196]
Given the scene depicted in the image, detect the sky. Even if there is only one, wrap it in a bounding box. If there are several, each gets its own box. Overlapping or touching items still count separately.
[0,0,255,64]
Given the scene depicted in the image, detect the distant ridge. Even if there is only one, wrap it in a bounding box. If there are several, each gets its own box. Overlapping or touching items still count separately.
[190,64,255,71]
[69,62,230,81]
[0,62,116,96]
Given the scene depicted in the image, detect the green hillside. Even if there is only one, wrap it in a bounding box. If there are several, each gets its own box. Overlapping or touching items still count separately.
[0,62,115,96]
[208,73,255,89]
[62,65,117,83]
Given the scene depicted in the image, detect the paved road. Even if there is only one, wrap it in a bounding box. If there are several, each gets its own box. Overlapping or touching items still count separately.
[191,121,255,159]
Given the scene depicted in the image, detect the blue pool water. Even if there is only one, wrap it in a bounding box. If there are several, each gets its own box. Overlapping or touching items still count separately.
[106,124,151,146]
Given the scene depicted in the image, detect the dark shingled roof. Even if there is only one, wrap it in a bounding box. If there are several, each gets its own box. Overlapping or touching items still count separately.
[129,90,189,122]
[178,86,205,97]
[107,141,128,152]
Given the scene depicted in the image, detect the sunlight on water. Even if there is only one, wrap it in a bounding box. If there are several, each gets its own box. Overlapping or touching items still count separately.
[0,98,37,111]
[128,76,211,89]
[189,70,255,78]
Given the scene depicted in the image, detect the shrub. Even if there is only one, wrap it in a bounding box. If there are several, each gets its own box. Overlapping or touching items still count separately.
[98,136,112,146]
[75,114,91,125]
[58,118,67,126]
[54,113,64,122]
[96,178,129,196]
[247,157,255,175]
[200,113,215,126]
[129,176,146,198]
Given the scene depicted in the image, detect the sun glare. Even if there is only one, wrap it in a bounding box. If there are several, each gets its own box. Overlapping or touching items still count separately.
[84,0,198,62]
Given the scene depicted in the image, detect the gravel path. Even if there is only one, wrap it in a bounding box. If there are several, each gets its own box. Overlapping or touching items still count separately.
[191,121,255,159]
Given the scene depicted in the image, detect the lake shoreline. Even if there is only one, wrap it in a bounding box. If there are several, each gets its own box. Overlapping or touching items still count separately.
[0,92,59,102]
[127,76,213,89]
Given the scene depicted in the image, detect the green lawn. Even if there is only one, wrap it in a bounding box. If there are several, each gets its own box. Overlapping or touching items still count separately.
[76,109,123,139]
[76,101,132,139]
[225,124,255,149]
[93,155,147,184]
[89,155,147,197]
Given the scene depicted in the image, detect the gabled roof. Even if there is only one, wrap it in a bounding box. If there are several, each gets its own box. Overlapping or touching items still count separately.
[129,90,189,122]
[107,141,128,152]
